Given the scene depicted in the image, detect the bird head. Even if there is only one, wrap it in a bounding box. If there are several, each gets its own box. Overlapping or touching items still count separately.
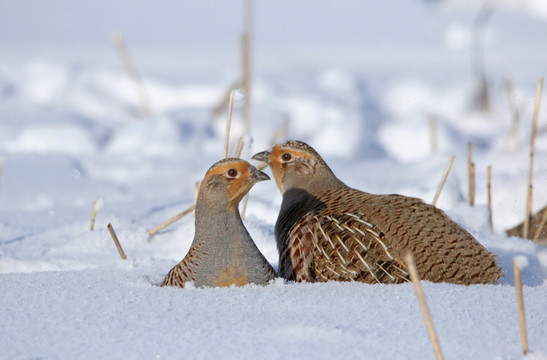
[200,158,270,208]
[252,140,335,195]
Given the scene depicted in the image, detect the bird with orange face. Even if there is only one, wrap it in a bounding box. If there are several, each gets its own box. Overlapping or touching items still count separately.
[162,158,275,288]
[252,140,502,285]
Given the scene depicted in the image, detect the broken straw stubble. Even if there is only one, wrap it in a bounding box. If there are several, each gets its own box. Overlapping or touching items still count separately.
[513,259,528,355]
[432,156,454,206]
[523,78,543,239]
[107,223,127,260]
[404,252,444,360]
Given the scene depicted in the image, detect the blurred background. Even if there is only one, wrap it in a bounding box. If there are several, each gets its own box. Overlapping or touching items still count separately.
[0,0,546,234]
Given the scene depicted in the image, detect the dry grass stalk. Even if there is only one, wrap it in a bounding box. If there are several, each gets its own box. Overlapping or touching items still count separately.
[532,209,547,243]
[467,142,473,204]
[241,163,267,220]
[241,195,249,220]
[235,135,245,158]
[523,78,543,239]
[429,115,438,154]
[107,223,127,260]
[432,156,454,206]
[471,2,494,112]
[241,33,251,135]
[223,90,236,159]
[213,2,253,124]
[513,259,529,355]
[470,162,476,206]
[487,165,493,231]
[504,78,523,147]
[467,142,475,206]
[110,32,155,118]
[257,162,267,171]
[192,182,199,217]
[404,252,444,360]
[90,200,99,231]
[148,205,195,236]
[244,0,253,33]
[241,0,253,134]
[241,160,268,220]
[211,81,241,118]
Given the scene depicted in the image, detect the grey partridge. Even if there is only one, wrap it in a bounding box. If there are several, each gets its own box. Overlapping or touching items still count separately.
[252,140,502,285]
[162,158,275,288]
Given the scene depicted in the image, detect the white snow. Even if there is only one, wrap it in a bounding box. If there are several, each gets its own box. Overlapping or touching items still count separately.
[1,1,547,359]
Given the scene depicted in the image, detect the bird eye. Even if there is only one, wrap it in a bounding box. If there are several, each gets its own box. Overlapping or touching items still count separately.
[281,153,292,161]
[227,168,238,178]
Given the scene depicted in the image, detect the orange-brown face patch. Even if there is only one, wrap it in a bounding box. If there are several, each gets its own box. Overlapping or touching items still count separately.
[203,160,253,201]
[269,145,315,191]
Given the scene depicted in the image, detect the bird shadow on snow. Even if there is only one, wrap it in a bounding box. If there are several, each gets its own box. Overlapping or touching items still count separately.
[131,274,165,288]
[495,244,546,287]
[140,200,189,222]
[354,78,389,160]
[138,247,547,290]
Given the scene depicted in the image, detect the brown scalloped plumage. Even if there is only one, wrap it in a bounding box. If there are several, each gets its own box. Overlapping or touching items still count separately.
[254,141,503,285]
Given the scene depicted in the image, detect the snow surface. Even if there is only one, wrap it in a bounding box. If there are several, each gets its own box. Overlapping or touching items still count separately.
[1,1,547,359]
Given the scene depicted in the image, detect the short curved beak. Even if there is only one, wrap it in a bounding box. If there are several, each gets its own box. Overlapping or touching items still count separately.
[251,150,271,164]
[251,167,270,182]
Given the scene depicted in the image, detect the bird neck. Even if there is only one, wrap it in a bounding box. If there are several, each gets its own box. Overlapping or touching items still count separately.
[283,166,345,198]
[194,195,244,239]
